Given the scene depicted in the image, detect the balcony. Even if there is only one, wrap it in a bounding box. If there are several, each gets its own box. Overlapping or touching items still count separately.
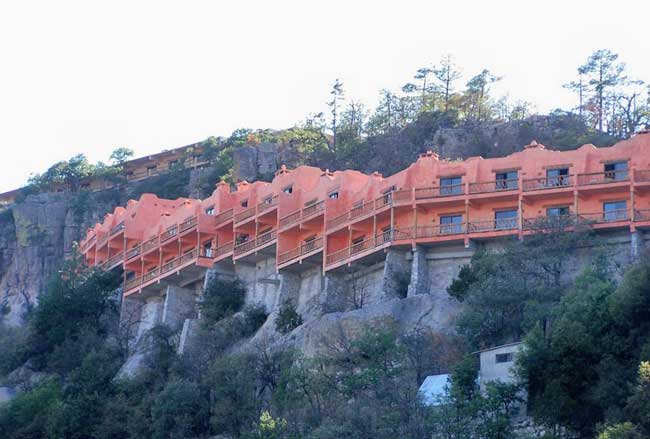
[522,176,573,191]
[635,209,650,221]
[160,249,198,275]
[578,209,630,224]
[326,195,393,231]
[160,225,178,243]
[577,171,629,186]
[469,179,518,194]
[214,241,234,259]
[392,189,413,205]
[110,221,125,236]
[257,195,278,215]
[634,169,650,183]
[141,236,159,254]
[325,231,392,268]
[103,251,124,270]
[234,206,256,224]
[125,244,141,261]
[214,209,233,226]
[234,229,277,257]
[278,236,324,266]
[179,216,198,234]
[280,200,327,230]
[415,184,465,200]
[467,218,518,232]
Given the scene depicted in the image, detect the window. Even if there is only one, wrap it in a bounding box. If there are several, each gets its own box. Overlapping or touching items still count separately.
[236,234,249,244]
[440,214,463,234]
[546,168,570,186]
[604,161,628,181]
[380,225,393,242]
[241,199,248,208]
[205,206,215,215]
[495,171,518,190]
[440,176,463,195]
[547,206,570,217]
[263,196,274,205]
[146,165,157,176]
[169,159,178,168]
[329,191,339,199]
[495,209,517,230]
[495,352,514,363]
[283,185,293,194]
[603,200,627,222]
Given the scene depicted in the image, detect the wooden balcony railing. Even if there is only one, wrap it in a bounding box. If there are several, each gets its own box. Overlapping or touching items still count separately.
[160,225,178,243]
[350,237,375,255]
[578,209,630,223]
[142,268,160,283]
[179,216,197,233]
[392,189,413,204]
[415,184,464,200]
[256,229,277,247]
[141,236,159,253]
[215,241,234,258]
[522,215,578,230]
[302,200,325,219]
[214,209,233,225]
[469,179,519,194]
[301,236,323,254]
[279,210,301,229]
[349,201,374,220]
[393,227,415,240]
[110,221,125,236]
[234,229,277,256]
[522,176,573,191]
[125,244,141,260]
[97,233,110,248]
[634,209,650,221]
[634,169,650,182]
[234,206,256,224]
[374,193,393,209]
[278,236,324,266]
[415,224,466,238]
[468,218,518,232]
[105,251,124,268]
[257,195,279,214]
[125,276,142,291]
[577,171,629,186]
[160,249,198,275]
[278,247,301,265]
[326,212,349,230]
[325,247,350,266]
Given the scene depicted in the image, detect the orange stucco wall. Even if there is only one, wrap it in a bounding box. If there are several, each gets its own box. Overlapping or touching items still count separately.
[79,133,650,297]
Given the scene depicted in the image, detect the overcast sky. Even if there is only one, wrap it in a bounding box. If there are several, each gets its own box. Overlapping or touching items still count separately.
[0,0,648,192]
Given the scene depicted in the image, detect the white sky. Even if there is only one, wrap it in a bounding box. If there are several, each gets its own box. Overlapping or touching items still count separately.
[0,0,648,192]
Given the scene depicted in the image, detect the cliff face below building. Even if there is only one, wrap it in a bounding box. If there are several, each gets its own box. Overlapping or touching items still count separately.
[0,193,107,326]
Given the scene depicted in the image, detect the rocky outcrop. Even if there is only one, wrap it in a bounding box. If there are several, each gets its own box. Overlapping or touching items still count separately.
[0,193,122,327]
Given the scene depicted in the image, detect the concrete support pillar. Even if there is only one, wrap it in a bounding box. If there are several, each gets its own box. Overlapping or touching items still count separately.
[178,318,200,355]
[381,248,411,299]
[408,245,429,297]
[278,270,301,310]
[631,231,643,261]
[162,285,197,332]
[136,295,164,341]
[322,272,347,313]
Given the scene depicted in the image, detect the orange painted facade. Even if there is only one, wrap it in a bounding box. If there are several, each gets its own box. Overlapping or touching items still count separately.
[80,133,650,298]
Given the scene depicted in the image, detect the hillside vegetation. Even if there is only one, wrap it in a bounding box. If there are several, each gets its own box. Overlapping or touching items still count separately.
[0,50,649,439]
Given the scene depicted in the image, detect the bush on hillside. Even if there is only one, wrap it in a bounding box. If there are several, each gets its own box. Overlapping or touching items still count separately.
[199,277,246,326]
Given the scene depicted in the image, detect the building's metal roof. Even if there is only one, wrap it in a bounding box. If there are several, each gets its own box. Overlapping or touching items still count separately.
[418,374,450,406]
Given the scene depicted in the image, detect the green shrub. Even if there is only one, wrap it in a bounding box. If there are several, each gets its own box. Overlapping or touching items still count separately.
[199,277,246,326]
[275,301,303,335]
[240,304,269,337]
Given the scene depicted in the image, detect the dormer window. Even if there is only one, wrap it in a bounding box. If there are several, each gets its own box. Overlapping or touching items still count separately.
[329,191,339,199]
[241,200,248,208]
[205,206,215,215]
[283,185,293,194]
